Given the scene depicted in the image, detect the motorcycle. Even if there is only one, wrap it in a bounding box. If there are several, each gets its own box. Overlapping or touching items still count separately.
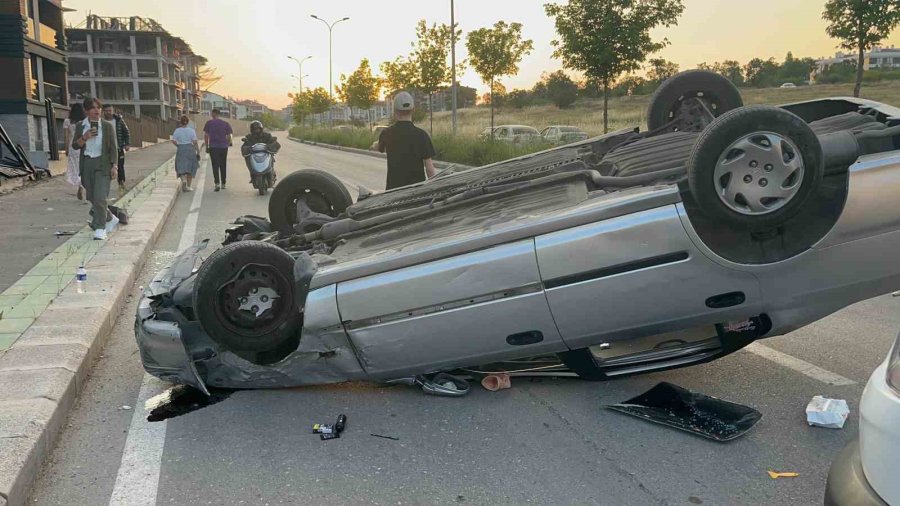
[243,142,276,195]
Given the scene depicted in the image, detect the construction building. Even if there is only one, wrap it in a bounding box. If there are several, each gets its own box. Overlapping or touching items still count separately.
[0,0,69,167]
[65,15,206,119]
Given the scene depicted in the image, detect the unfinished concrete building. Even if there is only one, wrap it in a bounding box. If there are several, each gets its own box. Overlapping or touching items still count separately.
[66,15,206,119]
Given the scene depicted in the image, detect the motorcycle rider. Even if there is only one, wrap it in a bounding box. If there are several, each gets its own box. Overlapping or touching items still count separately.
[241,120,281,183]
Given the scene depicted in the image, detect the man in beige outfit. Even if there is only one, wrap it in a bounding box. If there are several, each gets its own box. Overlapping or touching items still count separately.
[72,97,118,240]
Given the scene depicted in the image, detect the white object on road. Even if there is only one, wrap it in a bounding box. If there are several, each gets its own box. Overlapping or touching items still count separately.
[806,395,850,429]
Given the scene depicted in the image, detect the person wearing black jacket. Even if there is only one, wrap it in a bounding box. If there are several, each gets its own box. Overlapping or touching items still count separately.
[102,105,130,191]
[241,120,280,182]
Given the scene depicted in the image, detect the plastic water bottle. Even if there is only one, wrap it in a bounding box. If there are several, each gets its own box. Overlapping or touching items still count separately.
[75,266,87,294]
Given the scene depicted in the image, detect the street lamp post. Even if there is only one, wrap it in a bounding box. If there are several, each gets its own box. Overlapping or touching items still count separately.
[290,74,308,91]
[450,0,457,135]
[287,55,312,91]
[310,14,349,98]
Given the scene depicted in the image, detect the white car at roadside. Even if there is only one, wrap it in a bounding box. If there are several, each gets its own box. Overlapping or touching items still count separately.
[825,331,900,505]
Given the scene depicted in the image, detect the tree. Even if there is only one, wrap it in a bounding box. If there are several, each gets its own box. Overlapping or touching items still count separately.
[336,59,381,125]
[646,58,679,84]
[779,52,817,85]
[413,20,465,133]
[466,21,534,137]
[380,57,418,97]
[713,60,744,86]
[545,0,685,132]
[507,89,533,109]
[479,81,507,107]
[291,87,333,126]
[543,70,579,108]
[257,111,287,130]
[613,75,649,97]
[823,0,900,97]
[743,57,781,87]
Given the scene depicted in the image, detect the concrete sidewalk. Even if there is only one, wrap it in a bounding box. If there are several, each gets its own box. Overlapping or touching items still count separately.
[0,143,176,294]
[0,149,182,506]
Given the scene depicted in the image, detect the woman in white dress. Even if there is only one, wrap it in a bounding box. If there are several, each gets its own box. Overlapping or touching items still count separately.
[171,115,200,192]
[62,103,86,200]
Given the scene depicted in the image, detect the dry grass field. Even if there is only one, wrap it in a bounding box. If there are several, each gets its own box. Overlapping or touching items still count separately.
[426,80,900,137]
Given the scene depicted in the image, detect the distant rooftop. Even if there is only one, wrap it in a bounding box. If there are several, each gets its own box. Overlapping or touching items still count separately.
[68,15,205,62]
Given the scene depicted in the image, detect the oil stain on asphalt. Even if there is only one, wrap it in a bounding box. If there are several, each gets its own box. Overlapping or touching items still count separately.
[146,385,234,422]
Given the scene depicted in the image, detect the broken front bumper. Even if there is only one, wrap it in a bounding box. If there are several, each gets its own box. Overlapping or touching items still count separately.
[134,242,368,390]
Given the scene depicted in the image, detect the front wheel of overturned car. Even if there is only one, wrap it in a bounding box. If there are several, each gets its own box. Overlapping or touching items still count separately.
[269,169,353,233]
[687,105,823,230]
[192,241,300,353]
[647,70,744,132]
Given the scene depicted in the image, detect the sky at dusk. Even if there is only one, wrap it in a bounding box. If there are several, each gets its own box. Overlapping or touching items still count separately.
[63,0,900,109]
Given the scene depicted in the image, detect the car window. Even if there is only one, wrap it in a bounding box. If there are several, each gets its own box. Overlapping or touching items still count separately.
[497,128,509,138]
[540,127,550,136]
[560,127,581,133]
[547,128,557,136]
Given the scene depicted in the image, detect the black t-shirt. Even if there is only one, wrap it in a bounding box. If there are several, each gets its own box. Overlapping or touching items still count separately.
[378,121,436,190]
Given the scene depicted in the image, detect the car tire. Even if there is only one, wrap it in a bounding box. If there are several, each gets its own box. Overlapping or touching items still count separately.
[269,169,353,233]
[557,349,608,381]
[647,70,743,132]
[687,105,823,230]
[192,241,300,353]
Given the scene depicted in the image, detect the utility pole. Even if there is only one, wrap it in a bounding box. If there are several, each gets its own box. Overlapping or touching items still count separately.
[310,15,350,98]
[287,55,312,91]
[450,0,458,135]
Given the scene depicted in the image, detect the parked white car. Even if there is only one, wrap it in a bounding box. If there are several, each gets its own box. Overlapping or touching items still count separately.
[780,82,797,88]
[541,125,589,145]
[479,125,541,144]
[825,331,900,505]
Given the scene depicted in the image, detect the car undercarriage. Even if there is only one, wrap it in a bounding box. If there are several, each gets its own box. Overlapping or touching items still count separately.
[136,70,900,393]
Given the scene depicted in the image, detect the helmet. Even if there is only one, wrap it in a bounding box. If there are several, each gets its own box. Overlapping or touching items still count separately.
[250,120,263,133]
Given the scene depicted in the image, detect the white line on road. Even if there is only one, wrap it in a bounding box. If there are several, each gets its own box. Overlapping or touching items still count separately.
[109,158,207,506]
[744,341,857,386]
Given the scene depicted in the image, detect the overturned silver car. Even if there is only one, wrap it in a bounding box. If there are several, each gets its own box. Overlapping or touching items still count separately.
[136,71,900,393]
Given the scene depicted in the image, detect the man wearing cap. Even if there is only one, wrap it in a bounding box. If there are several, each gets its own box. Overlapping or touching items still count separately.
[378,91,436,190]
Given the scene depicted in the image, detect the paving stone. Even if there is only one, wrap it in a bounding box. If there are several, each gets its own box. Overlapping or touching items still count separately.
[0,344,88,376]
[0,334,18,351]
[0,369,75,402]
[0,399,62,506]
[0,319,33,335]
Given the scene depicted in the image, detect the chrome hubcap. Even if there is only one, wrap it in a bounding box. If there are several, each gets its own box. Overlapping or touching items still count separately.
[713,131,804,215]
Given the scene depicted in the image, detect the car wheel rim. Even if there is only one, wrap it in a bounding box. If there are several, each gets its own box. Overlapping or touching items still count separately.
[217,264,292,334]
[667,93,720,130]
[712,131,805,216]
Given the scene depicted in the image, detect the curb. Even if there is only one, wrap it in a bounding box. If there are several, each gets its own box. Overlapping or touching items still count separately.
[0,158,181,506]
[287,137,471,171]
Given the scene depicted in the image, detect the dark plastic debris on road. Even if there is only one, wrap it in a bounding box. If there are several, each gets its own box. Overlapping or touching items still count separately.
[607,382,762,442]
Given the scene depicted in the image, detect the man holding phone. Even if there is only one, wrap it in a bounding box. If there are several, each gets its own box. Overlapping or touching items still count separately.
[72,97,119,240]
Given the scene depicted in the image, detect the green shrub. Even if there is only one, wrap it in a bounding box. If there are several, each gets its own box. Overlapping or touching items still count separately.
[288,125,552,167]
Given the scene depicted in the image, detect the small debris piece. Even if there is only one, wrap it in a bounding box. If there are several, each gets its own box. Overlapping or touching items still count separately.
[119,405,132,410]
[767,471,800,479]
[806,396,849,429]
[54,230,75,237]
[370,433,399,441]
[481,373,512,391]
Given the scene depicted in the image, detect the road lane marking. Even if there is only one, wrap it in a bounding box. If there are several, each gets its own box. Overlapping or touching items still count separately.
[108,375,169,506]
[744,342,856,386]
[109,158,207,506]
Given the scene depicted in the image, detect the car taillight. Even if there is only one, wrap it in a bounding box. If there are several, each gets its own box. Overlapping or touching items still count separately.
[888,331,900,395]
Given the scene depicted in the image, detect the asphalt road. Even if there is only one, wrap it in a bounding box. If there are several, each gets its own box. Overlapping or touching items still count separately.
[28,136,900,505]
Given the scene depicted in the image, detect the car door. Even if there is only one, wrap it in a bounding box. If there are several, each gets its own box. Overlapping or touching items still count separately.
[336,240,565,378]
[535,205,762,350]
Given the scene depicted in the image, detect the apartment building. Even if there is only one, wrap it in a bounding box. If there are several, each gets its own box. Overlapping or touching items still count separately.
[66,15,206,119]
[200,91,237,119]
[0,0,69,166]
[816,46,900,72]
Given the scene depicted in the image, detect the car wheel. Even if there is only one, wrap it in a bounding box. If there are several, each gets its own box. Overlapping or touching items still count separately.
[192,241,300,353]
[687,105,823,230]
[269,169,352,233]
[557,349,608,381]
[647,70,743,132]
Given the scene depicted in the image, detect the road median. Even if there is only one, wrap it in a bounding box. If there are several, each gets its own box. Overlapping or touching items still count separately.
[287,137,470,170]
[0,157,181,506]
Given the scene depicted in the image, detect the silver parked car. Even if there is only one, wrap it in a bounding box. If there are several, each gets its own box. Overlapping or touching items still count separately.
[479,124,541,144]
[541,125,589,145]
[136,70,900,392]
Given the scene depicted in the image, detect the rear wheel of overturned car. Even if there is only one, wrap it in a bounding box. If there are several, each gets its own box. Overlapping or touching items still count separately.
[687,105,823,230]
[647,70,744,132]
[192,241,300,353]
[268,169,353,233]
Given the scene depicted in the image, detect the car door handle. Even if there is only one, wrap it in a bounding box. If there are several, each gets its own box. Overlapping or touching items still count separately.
[705,291,746,309]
